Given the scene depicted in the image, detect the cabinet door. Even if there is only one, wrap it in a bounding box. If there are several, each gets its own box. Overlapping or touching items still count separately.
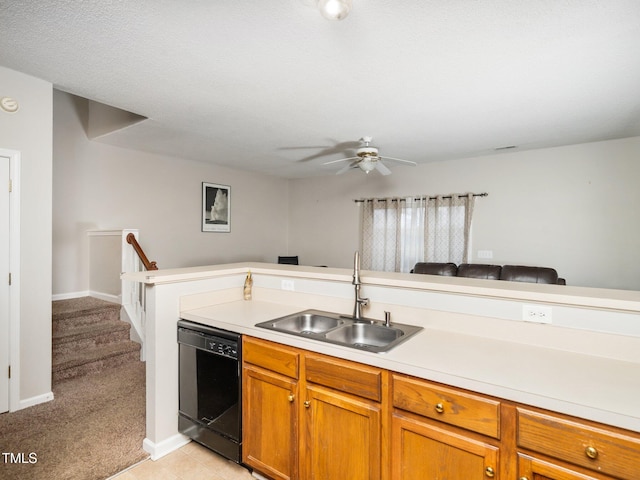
[243,365,298,480]
[392,412,499,480]
[517,453,614,480]
[303,384,381,480]
[517,408,640,480]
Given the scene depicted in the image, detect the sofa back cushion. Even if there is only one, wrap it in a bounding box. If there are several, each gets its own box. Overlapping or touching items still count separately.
[412,262,458,276]
[500,265,559,284]
[458,263,502,280]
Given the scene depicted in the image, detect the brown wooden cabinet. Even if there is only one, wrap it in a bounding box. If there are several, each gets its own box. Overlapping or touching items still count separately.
[392,373,501,479]
[301,353,384,480]
[517,453,615,480]
[241,336,640,480]
[392,412,499,479]
[242,338,386,480]
[242,337,300,480]
[303,384,382,480]
[393,373,501,439]
[516,407,640,480]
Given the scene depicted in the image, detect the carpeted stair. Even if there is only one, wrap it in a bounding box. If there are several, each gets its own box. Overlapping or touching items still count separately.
[52,297,141,383]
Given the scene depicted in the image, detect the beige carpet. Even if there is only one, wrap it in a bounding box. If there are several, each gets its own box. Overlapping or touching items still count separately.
[52,298,141,383]
[0,361,147,480]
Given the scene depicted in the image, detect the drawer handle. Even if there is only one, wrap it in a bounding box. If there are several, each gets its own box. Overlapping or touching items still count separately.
[304,400,311,408]
[288,394,295,403]
[485,466,495,477]
[585,446,598,459]
[435,403,445,414]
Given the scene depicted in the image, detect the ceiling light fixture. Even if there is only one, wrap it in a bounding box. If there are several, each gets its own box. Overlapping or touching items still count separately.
[0,97,19,113]
[358,157,376,173]
[317,0,352,20]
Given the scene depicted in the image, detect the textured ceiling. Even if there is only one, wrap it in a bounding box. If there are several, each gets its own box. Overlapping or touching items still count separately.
[1,0,640,178]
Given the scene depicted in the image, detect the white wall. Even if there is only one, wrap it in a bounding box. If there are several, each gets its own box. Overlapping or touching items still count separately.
[288,137,640,290]
[50,87,640,292]
[0,66,53,403]
[88,233,122,299]
[53,91,290,296]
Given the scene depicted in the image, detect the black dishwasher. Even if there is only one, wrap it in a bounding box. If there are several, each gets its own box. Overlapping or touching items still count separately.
[177,320,242,462]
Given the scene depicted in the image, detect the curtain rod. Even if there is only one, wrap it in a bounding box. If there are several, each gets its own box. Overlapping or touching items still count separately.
[353,192,488,203]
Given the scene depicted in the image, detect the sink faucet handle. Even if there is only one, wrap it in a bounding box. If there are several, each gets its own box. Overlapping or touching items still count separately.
[384,311,391,327]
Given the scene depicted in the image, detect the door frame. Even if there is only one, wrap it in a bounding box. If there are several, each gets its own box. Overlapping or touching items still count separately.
[1,148,21,412]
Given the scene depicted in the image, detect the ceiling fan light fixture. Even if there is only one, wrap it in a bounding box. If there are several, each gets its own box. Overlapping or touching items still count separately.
[358,158,376,173]
[321,135,415,176]
[317,0,352,20]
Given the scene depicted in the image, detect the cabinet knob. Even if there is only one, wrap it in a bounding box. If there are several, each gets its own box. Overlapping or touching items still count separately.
[304,400,310,408]
[585,446,598,459]
[288,394,294,403]
[435,403,445,414]
[519,477,529,480]
[485,466,495,478]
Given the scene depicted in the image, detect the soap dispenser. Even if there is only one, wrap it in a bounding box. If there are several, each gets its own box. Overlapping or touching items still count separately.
[243,271,253,300]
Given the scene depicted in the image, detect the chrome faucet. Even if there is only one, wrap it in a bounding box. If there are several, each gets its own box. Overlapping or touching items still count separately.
[352,251,369,320]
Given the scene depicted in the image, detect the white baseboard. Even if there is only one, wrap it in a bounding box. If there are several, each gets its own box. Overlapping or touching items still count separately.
[52,291,90,301]
[143,434,191,461]
[51,290,121,304]
[17,391,54,411]
[89,290,121,304]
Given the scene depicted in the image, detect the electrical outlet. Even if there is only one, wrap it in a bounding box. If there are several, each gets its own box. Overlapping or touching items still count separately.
[477,250,493,259]
[522,304,552,324]
[281,279,295,291]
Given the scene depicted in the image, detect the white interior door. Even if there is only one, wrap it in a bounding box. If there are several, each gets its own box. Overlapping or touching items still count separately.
[0,155,10,413]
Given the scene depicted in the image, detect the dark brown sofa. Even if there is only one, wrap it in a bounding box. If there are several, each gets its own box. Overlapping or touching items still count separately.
[411,262,566,285]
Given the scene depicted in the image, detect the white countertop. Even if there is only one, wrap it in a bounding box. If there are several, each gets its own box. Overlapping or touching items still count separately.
[181,299,640,433]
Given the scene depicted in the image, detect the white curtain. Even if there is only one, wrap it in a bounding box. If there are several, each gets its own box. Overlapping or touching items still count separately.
[360,194,476,273]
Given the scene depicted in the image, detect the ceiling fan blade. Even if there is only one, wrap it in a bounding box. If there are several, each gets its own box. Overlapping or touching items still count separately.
[278,139,360,151]
[280,139,363,163]
[331,140,363,150]
[277,146,334,150]
[379,155,417,166]
[297,151,346,163]
[335,163,357,175]
[376,161,392,175]
[322,156,359,165]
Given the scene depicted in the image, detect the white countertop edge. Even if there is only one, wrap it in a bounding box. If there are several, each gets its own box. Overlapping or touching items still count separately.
[124,262,640,313]
[180,300,640,434]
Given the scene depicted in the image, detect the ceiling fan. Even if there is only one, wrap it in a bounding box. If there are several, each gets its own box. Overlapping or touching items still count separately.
[322,136,417,175]
[278,139,362,163]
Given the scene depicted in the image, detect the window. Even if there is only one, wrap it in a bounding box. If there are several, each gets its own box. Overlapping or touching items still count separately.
[360,194,477,273]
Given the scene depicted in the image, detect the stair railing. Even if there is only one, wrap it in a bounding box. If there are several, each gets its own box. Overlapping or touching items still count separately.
[121,230,157,361]
[126,233,158,271]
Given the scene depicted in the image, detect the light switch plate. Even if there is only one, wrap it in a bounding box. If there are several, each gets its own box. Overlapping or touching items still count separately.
[281,279,295,291]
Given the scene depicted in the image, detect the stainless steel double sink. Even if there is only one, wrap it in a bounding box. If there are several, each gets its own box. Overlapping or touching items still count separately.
[255,309,423,353]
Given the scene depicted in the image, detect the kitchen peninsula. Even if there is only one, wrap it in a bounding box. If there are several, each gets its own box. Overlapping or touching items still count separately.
[122,262,640,477]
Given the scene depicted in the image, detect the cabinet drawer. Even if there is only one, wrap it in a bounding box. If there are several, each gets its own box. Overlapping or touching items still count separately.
[392,374,500,439]
[517,408,640,480]
[243,337,299,379]
[305,354,382,402]
[517,453,610,480]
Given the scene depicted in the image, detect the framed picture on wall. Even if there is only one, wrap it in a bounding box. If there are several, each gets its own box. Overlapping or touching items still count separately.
[202,182,231,232]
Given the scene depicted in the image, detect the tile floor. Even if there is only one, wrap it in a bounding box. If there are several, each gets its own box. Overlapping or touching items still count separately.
[112,442,255,480]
